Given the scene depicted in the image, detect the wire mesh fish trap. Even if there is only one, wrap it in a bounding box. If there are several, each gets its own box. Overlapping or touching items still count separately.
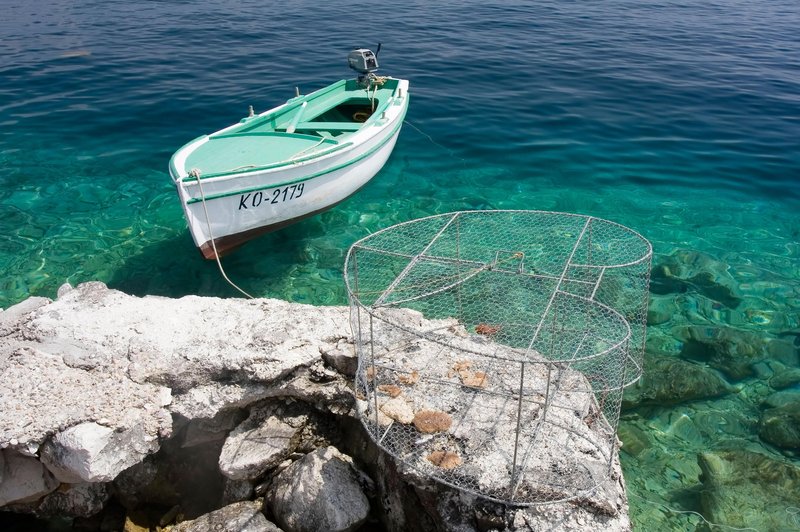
[344,210,651,505]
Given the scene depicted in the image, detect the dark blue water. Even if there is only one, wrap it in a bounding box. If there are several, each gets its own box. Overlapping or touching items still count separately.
[2,0,799,528]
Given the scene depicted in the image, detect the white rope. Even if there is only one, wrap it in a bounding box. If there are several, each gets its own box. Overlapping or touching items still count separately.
[191,169,255,299]
[366,75,387,112]
[290,137,327,160]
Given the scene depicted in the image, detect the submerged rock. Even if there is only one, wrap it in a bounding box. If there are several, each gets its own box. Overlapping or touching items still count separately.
[759,393,800,452]
[623,354,733,408]
[645,295,677,326]
[650,250,742,308]
[762,389,800,409]
[616,422,652,458]
[267,446,370,532]
[678,325,762,380]
[769,364,800,390]
[698,449,800,530]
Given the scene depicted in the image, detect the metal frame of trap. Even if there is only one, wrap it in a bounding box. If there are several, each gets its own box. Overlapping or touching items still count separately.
[344,210,652,506]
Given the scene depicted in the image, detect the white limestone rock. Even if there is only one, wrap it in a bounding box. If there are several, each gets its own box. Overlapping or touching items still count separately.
[40,420,160,483]
[0,341,172,452]
[219,411,304,481]
[0,283,632,528]
[267,446,370,532]
[170,382,272,421]
[0,450,59,506]
[172,500,280,532]
[0,296,51,337]
[56,282,74,299]
[2,282,351,452]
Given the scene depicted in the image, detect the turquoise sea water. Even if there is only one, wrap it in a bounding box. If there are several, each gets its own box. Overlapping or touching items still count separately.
[2,0,799,528]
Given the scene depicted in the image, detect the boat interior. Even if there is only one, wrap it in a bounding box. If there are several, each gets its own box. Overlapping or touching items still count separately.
[263,77,400,139]
[179,78,401,179]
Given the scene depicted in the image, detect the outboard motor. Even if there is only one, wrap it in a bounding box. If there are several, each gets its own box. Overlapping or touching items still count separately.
[348,46,381,87]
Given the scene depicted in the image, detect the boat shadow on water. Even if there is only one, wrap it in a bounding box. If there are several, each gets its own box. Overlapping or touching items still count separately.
[107,218,330,300]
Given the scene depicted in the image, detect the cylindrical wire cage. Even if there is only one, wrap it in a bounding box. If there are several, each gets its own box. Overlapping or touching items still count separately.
[344,210,651,505]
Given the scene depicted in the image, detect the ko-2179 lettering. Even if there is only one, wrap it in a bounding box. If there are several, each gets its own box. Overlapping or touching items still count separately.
[238,183,305,210]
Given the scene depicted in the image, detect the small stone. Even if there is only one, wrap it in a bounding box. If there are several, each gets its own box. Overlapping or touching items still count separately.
[218,410,304,481]
[377,384,402,398]
[475,323,502,336]
[413,410,452,434]
[427,450,462,469]
[460,370,489,389]
[397,370,420,385]
[309,360,338,383]
[0,451,59,506]
[380,397,414,424]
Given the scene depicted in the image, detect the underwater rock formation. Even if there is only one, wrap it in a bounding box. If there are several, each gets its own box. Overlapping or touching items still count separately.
[678,325,762,380]
[698,449,800,530]
[677,325,797,381]
[622,354,734,408]
[650,250,742,308]
[769,363,800,390]
[759,391,800,452]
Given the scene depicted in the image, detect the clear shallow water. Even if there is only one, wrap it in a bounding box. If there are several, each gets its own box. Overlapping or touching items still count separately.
[1,0,799,528]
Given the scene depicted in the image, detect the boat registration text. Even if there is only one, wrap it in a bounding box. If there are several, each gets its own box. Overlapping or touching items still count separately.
[238,183,305,210]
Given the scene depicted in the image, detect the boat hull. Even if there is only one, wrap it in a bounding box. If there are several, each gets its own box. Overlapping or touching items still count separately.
[193,127,401,259]
[171,78,409,259]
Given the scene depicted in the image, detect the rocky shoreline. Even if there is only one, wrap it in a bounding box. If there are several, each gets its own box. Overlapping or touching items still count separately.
[0,282,630,531]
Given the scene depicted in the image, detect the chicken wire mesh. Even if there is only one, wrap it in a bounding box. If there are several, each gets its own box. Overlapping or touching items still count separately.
[344,210,652,505]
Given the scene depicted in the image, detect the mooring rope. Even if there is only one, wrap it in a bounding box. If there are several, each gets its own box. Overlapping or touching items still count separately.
[402,119,466,163]
[366,75,388,111]
[190,169,255,299]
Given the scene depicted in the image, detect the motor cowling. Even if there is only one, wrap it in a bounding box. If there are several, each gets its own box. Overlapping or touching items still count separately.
[348,48,379,74]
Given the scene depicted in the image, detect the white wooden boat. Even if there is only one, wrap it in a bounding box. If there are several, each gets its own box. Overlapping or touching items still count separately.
[169,49,409,259]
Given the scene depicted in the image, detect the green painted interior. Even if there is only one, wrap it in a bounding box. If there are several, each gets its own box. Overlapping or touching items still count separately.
[178,78,401,180]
